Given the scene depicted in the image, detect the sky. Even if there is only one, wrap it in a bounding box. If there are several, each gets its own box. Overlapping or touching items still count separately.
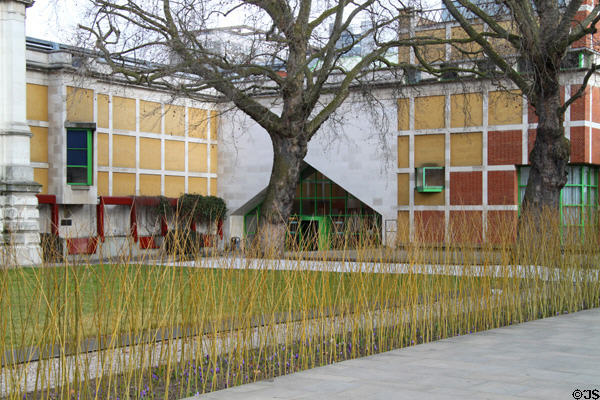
[25,0,444,45]
[26,0,85,43]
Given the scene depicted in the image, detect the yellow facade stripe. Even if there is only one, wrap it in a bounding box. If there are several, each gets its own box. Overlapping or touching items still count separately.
[97,94,109,129]
[97,133,109,166]
[488,90,522,126]
[26,83,48,121]
[414,134,445,167]
[397,173,409,205]
[139,174,161,196]
[113,172,136,196]
[97,172,109,196]
[165,105,185,136]
[33,168,48,195]
[450,132,482,166]
[113,134,136,168]
[415,95,445,130]
[210,178,217,196]
[66,86,94,123]
[397,98,409,131]
[210,110,219,140]
[140,100,162,134]
[396,211,410,244]
[189,108,208,138]
[210,144,218,173]
[113,96,136,131]
[165,175,185,198]
[188,143,207,173]
[140,138,162,170]
[165,140,185,171]
[189,177,208,196]
[397,136,409,168]
[450,93,483,128]
[30,126,48,163]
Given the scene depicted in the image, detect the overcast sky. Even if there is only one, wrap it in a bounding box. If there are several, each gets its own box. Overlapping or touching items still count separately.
[26,0,443,44]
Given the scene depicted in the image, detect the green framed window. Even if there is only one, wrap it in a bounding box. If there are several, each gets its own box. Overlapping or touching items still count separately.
[518,165,598,236]
[415,166,444,193]
[66,128,93,185]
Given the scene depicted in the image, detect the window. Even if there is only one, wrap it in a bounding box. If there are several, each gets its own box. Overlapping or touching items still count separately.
[415,166,444,192]
[518,165,598,236]
[66,128,93,185]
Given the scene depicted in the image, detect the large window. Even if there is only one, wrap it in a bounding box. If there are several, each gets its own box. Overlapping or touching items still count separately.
[518,165,598,236]
[66,128,93,185]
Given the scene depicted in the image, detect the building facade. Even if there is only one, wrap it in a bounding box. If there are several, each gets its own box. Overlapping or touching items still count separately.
[2,0,600,264]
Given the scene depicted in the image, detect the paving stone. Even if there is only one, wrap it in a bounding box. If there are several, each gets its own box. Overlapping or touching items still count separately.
[185,308,600,400]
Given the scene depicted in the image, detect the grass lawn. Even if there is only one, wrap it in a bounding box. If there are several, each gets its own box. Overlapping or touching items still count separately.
[0,263,482,349]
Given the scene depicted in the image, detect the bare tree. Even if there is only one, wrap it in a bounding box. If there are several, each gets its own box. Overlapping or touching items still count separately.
[439,0,600,214]
[81,0,442,250]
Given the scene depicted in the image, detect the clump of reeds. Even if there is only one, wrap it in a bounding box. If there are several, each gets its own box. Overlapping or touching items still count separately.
[0,208,598,399]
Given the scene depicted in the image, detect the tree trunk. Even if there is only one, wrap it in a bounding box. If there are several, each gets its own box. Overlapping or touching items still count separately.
[256,134,308,254]
[522,90,570,216]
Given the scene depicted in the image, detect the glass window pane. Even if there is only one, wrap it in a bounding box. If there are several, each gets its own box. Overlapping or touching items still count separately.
[332,183,345,197]
[67,167,88,184]
[331,198,345,215]
[302,181,313,197]
[301,199,314,215]
[562,185,581,205]
[316,200,330,216]
[567,166,581,185]
[67,149,88,166]
[562,206,581,225]
[519,167,530,186]
[67,130,88,148]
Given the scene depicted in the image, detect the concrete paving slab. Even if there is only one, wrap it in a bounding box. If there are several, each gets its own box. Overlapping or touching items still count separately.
[187,308,600,400]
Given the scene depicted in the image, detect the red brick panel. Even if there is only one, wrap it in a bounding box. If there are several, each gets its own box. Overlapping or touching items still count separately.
[593,87,600,124]
[488,130,522,165]
[527,129,536,164]
[487,211,517,245]
[449,211,482,244]
[570,85,590,121]
[450,171,482,205]
[570,126,589,163]
[592,128,600,165]
[488,171,518,205]
[414,211,445,244]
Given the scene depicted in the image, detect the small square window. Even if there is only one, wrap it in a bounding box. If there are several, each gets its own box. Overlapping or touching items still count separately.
[66,128,93,185]
[416,167,444,193]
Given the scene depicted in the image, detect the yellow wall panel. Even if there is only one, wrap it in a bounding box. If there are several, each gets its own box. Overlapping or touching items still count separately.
[139,174,161,196]
[33,168,48,194]
[488,91,522,125]
[113,134,136,168]
[189,108,208,138]
[165,105,185,136]
[67,86,94,122]
[140,138,161,170]
[188,143,207,172]
[397,98,409,131]
[30,126,48,163]
[210,110,219,140]
[397,32,410,64]
[113,96,136,131]
[26,84,48,121]
[189,177,208,195]
[415,190,445,205]
[450,25,483,61]
[210,144,218,173]
[165,175,185,198]
[415,95,445,130]
[210,178,217,196]
[397,173,410,205]
[397,136,409,168]
[414,134,445,167]
[140,100,162,134]
[491,21,518,56]
[451,132,482,166]
[415,28,446,64]
[97,94,109,129]
[165,140,185,171]
[97,133,109,166]
[451,93,483,127]
[113,172,136,196]
[396,211,410,244]
[97,172,109,196]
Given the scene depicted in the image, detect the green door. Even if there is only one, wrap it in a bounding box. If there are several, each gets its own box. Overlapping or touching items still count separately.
[298,216,330,250]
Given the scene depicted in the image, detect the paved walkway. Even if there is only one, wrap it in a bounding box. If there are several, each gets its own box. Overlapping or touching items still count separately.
[189,308,600,400]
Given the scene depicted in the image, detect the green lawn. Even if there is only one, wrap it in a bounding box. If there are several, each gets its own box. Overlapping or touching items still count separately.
[0,263,485,349]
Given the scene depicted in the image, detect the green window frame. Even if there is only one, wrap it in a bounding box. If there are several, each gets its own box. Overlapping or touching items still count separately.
[415,166,444,193]
[66,128,93,185]
[518,165,598,236]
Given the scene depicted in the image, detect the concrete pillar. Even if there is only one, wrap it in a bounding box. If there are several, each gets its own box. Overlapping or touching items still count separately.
[0,0,42,265]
